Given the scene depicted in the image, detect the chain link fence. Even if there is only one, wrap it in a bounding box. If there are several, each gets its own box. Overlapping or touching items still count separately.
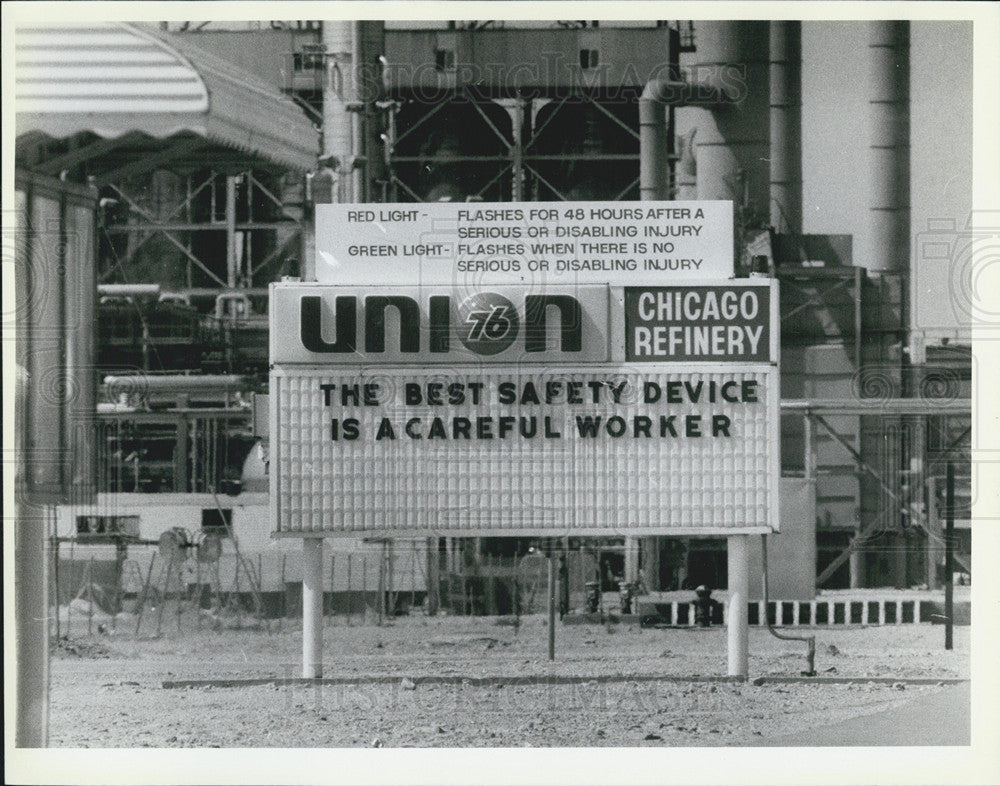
[51,539,615,637]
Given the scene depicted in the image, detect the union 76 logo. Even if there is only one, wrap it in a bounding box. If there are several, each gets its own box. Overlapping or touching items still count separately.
[458,292,519,355]
[466,305,513,341]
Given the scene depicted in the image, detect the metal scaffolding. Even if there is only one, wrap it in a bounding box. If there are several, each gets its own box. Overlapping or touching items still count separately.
[782,398,971,590]
[383,89,650,203]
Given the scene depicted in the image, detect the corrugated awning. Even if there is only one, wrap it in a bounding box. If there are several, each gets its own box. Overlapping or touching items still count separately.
[15,22,318,172]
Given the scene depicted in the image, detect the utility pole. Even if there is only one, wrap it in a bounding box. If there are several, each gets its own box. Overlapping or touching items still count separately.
[944,461,954,651]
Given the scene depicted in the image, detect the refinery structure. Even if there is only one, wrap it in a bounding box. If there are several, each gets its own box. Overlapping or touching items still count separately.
[14,17,974,622]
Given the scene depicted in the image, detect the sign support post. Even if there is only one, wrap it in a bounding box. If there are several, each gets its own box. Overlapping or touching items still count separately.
[303,537,324,678]
[727,534,750,677]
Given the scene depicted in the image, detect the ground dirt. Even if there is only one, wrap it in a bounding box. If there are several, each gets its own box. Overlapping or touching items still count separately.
[48,610,969,748]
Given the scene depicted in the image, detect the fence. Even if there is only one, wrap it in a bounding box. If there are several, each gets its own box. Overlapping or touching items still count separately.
[53,539,962,639]
[50,540,615,635]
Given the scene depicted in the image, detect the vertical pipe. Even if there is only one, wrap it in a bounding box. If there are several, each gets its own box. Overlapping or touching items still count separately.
[854,267,863,371]
[850,532,863,589]
[16,502,49,747]
[639,97,668,200]
[641,537,660,592]
[803,412,814,480]
[87,556,95,635]
[486,554,495,616]
[174,416,187,493]
[67,199,96,506]
[323,21,355,202]
[426,537,439,615]
[596,545,603,614]
[944,462,954,650]
[926,477,941,590]
[727,535,750,677]
[893,425,908,590]
[357,21,386,203]
[909,420,932,590]
[511,100,524,201]
[680,21,770,209]
[497,99,525,202]
[156,556,171,636]
[547,554,556,661]
[186,175,193,287]
[52,536,61,642]
[769,21,802,235]
[302,538,324,678]
[560,547,569,617]
[67,530,76,637]
[176,554,184,632]
[867,21,910,275]
[225,176,237,290]
[195,555,202,631]
[213,557,221,619]
[350,21,363,203]
[675,128,697,200]
[257,554,263,622]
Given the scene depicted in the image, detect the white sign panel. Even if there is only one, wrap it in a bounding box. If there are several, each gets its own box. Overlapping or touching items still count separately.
[315,201,734,285]
[270,366,778,537]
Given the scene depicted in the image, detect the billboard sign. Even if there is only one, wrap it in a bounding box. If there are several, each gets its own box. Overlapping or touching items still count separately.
[269,280,779,537]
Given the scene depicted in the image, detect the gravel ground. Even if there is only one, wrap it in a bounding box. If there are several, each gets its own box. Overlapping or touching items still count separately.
[48,611,969,748]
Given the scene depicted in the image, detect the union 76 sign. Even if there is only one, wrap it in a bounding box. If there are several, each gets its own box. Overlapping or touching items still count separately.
[270,285,607,363]
[269,278,779,537]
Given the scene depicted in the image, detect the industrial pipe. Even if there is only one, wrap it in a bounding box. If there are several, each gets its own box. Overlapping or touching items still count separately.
[762,534,817,676]
[97,283,161,300]
[675,21,770,206]
[356,21,386,202]
[214,292,252,321]
[323,21,354,204]
[769,21,802,235]
[102,374,250,392]
[15,363,47,746]
[158,292,191,307]
[675,128,697,200]
[639,78,734,201]
[867,21,910,274]
[639,81,679,201]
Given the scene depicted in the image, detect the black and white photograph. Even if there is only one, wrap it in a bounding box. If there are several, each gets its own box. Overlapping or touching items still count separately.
[5,2,999,784]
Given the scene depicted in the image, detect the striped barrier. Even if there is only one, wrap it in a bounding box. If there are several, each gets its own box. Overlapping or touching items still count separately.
[635,598,970,627]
